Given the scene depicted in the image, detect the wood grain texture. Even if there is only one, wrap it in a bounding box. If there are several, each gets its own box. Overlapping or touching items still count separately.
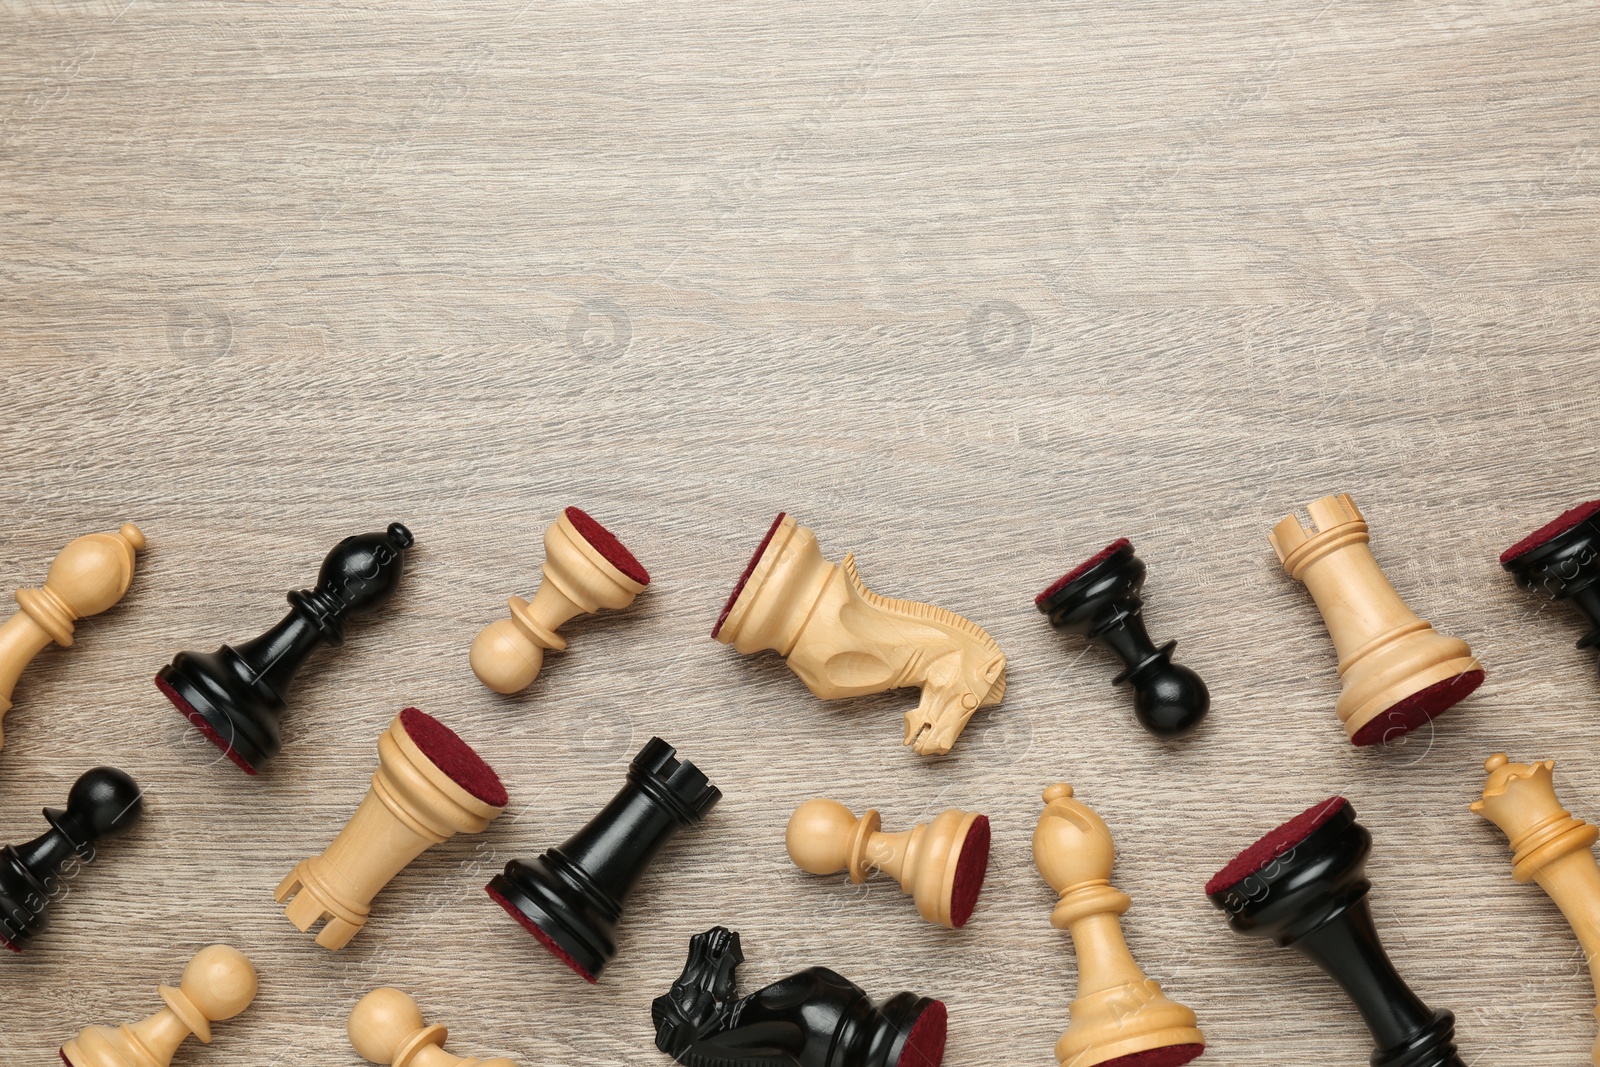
[1,2,1598,1064]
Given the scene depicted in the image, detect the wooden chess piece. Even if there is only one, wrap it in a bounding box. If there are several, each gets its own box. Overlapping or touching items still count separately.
[1474,753,1600,1064]
[60,944,257,1067]
[276,708,507,949]
[0,523,145,750]
[1269,493,1483,746]
[1033,784,1205,1067]
[349,987,516,1067]
[1035,538,1209,736]
[712,513,1007,756]
[0,766,143,951]
[1499,499,1600,675]
[156,522,413,774]
[470,507,650,695]
[653,925,948,1067]
[487,737,719,982]
[1207,797,1463,1067]
[785,799,990,929]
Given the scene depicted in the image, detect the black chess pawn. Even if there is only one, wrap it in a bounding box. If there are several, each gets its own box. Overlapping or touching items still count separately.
[0,766,143,952]
[1206,797,1462,1067]
[1035,538,1209,736]
[486,737,720,982]
[652,926,948,1067]
[1500,499,1600,675]
[156,523,414,774]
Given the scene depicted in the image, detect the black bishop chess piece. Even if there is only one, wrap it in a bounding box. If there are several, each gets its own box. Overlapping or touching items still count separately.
[1035,538,1209,736]
[156,523,414,774]
[0,766,143,952]
[652,926,948,1067]
[487,737,720,982]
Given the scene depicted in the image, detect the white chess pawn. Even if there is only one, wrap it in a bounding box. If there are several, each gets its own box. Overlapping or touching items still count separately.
[349,987,517,1067]
[59,944,257,1067]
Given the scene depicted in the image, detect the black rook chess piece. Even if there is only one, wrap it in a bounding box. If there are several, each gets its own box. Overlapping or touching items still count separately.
[486,737,720,982]
[1035,538,1209,736]
[156,523,414,775]
[1206,797,1463,1067]
[652,926,948,1067]
[0,766,143,952]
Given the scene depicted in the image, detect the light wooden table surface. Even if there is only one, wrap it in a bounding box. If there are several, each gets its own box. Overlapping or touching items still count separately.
[3,3,1599,1065]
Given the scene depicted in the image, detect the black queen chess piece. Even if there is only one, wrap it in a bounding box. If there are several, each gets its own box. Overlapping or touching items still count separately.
[156,523,414,774]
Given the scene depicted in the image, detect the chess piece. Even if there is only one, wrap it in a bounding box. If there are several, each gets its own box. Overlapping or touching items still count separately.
[1207,797,1463,1067]
[349,987,516,1067]
[653,925,947,1067]
[156,522,413,774]
[487,737,719,982]
[276,708,507,949]
[1035,539,1209,736]
[1033,784,1204,1067]
[470,507,650,695]
[785,798,990,929]
[1473,753,1600,1064]
[0,523,145,750]
[1499,499,1600,675]
[60,945,257,1067]
[713,513,1006,756]
[1269,494,1483,746]
[0,766,143,951]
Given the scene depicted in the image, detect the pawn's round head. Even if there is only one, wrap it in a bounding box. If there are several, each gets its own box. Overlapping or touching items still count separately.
[180,945,258,1023]
[65,767,144,839]
[786,799,863,876]
[470,618,545,694]
[349,987,427,1064]
[45,525,145,617]
[1132,662,1209,736]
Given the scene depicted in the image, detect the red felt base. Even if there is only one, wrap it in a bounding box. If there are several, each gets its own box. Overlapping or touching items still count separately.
[154,674,258,776]
[1205,797,1349,897]
[485,884,598,983]
[1036,538,1132,607]
[1501,499,1600,565]
[1350,669,1484,748]
[712,512,786,638]
[895,999,948,1067]
[0,929,21,954]
[1096,1043,1206,1067]
[948,815,991,929]
[61,1051,73,1067]
[399,708,508,807]
[565,506,650,586]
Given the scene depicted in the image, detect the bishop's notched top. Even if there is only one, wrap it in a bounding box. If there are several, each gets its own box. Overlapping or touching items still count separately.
[0,523,146,749]
[156,522,413,774]
[713,512,1007,756]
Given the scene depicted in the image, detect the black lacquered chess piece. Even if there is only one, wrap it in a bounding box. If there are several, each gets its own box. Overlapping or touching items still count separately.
[1206,797,1463,1067]
[0,766,143,952]
[1035,538,1209,736]
[1500,499,1600,674]
[486,737,720,982]
[652,926,948,1067]
[156,523,414,774]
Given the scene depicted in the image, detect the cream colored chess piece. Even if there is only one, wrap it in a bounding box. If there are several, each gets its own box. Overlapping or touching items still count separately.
[1269,493,1483,746]
[785,798,991,928]
[349,988,517,1067]
[470,507,649,695]
[1475,753,1600,1065]
[276,708,507,949]
[1034,784,1205,1067]
[714,513,1006,755]
[0,523,145,748]
[59,945,257,1067]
